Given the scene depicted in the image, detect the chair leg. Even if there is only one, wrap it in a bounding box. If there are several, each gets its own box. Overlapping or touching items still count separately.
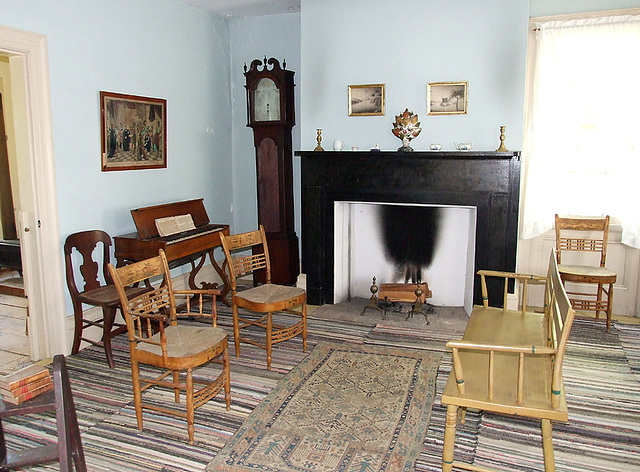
[173,370,181,403]
[596,283,604,320]
[606,283,614,332]
[223,345,231,410]
[232,303,241,358]
[266,312,273,370]
[130,359,144,432]
[442,404,458,472]
[101,306,118,369]
[541,419,556,472]
[71,302,84,355]
[186,368,195,445]
[302,303,307,353]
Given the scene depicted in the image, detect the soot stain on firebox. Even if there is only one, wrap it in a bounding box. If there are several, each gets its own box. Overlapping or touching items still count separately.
[380,205,440,283]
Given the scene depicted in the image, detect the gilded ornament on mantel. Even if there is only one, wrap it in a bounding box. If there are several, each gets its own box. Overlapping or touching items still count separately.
[392,109,422,152]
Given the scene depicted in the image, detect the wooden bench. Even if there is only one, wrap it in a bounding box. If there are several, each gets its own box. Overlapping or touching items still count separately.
[441,249,575,472]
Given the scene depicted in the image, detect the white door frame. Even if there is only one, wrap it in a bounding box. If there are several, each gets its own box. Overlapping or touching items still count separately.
[0,24,67,359]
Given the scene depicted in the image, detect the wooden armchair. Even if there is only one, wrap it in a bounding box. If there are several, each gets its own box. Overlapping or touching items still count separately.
[441,250,575,472]
[555,214,617,331]
[219,225,307,370]
[107,249,230,444]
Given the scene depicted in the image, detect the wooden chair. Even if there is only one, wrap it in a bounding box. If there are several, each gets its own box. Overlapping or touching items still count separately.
[0,355,86,471]
[107,249,230,444]
[441,250,575,472]
[219,225,307,370]
[555,214,617,331]
[64,230,148,368]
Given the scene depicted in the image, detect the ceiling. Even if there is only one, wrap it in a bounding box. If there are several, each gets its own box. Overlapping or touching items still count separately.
[180,0,300,18]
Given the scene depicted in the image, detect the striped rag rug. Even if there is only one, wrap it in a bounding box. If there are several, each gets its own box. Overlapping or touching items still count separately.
[0,310,638,472]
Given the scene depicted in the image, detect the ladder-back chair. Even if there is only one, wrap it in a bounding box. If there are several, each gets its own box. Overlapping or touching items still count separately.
[107,249,230,444]
[219,225,307,370]
[555,214,617,331]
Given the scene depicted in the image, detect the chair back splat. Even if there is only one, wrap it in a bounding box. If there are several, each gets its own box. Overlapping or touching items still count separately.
[219,225,306,370]
[554,214,616,331]
[107,249,230,444]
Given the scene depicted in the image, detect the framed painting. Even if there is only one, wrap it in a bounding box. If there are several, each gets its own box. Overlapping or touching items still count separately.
[100,91,167,171]
[348,84,385,116]
[427,81,468,115]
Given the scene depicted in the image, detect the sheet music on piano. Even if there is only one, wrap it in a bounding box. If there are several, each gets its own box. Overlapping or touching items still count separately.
[156,214,196,237]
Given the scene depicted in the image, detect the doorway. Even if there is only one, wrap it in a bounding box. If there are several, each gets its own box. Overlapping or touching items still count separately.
[0,25,67,361]
[0,89,30,372]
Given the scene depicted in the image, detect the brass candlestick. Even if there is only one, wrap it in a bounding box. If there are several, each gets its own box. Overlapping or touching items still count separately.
[314,129,324,151]
[496,125,508,152]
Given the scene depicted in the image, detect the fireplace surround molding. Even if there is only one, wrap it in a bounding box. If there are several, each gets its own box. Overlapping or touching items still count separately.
[297,150,521,307]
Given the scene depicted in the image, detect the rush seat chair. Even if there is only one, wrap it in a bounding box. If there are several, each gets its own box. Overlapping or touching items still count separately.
[219,225,307,370]
[555,214,617,331]
[107,249,230,444]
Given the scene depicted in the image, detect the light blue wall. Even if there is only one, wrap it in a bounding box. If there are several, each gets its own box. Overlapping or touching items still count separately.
[1,0,233,245]
[531,0,640,17]
[300,0,529,152]
[229,13,301,237]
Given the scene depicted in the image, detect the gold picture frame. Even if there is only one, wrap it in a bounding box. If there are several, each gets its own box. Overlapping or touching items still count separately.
[100,91,167,171]
[348,84,385,116]
[427,81,468,115]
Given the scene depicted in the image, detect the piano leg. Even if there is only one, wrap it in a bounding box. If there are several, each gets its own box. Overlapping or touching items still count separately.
[186,250,230,306]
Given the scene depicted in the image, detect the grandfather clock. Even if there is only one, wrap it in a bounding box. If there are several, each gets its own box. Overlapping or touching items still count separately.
[244,57,299,286]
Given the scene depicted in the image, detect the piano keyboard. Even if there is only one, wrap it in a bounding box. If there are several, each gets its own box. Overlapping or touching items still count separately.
[164,226,223,245]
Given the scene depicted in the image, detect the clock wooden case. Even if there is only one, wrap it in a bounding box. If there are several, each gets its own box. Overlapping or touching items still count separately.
[244,57,299,286]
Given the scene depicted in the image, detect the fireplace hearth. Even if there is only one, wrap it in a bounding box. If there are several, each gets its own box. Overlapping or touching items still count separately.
[297,150,521,306]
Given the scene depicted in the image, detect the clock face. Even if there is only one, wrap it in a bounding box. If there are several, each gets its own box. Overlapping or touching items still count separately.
[254,78,281,122]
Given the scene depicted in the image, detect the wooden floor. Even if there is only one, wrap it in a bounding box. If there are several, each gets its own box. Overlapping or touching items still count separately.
[0,308,31,375]
[0,268,31,375]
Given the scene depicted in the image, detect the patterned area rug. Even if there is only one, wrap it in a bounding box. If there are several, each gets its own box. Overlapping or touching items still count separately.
[206,342,442,472]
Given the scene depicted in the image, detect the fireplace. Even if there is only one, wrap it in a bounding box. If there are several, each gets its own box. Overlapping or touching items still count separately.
[297,150,521,307]
[334,201,477,313]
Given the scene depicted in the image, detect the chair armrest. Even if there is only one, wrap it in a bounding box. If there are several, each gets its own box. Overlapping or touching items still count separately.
[174,288,222,296]
[477,270,546,312]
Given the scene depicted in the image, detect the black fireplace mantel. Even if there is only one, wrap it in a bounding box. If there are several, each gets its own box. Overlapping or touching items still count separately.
[296,150,521,306]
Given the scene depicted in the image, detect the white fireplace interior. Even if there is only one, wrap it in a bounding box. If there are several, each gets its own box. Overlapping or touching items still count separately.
[334,201,477,314]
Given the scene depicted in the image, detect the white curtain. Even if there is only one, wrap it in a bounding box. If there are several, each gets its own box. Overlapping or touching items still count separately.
[521,14,640,247]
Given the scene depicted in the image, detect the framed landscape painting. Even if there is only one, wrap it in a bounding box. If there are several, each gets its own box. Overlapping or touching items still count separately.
[427,81,468,115]
[100,91,167,171]
[348,84,385,116]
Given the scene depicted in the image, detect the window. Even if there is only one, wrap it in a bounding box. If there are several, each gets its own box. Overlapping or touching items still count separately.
[521,11,640,247]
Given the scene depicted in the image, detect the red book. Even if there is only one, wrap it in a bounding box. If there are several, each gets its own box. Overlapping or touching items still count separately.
[0,376,52,397]
[2,380,53,405]
[0,364,50,390]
